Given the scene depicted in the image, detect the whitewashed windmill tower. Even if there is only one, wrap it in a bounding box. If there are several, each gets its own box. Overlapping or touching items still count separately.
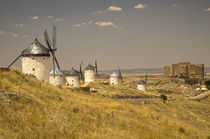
[44,25,63,86]
[8,38,50,82]
[84,64,95,83]
[49,68,64,86]
[110,72,119,85]
[66,68,80,87]
[137,80,146,91]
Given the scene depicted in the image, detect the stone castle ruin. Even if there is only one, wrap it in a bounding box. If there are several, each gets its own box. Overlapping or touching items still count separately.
[164,62,204,79]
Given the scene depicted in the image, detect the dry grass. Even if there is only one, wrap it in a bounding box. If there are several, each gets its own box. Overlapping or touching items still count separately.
[0,68,210,139]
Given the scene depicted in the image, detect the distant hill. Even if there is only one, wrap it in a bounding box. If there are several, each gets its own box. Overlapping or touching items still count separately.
[101,67,210,74]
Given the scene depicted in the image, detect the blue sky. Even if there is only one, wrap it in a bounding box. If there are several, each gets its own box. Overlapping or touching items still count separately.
[0,0,210,70]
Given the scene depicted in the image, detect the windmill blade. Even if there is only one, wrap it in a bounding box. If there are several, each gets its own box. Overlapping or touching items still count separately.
[118,66,123,84]
[79,61,84,81]
[53,24,57,50]
[95,60,98,76]
[44,30,52,48]
[53,55,60,70]
[44,30,61,70]
[8,54,22,69]
[145,73,148,85]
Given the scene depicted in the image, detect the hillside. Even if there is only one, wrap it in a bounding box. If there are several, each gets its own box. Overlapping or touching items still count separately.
[0,69,210,139]
[100,67,210,74]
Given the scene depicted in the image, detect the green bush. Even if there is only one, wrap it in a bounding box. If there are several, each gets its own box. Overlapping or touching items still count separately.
[178,127,185,134]
[160,93,167,102]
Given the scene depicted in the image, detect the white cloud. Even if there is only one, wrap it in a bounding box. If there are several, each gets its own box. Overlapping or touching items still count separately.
[88,21,93,24]
[134,3,147,9]
[0,30,5,35]
[32,16,39,20]
[10,32,19,38]
[73,24,81,27]
[47,16,54,19]
[55,18,63,22]
[95,22,121,29]
[172,4,178,8]
[28,16,39,20]
[108,6,122,12]
[22,34,29,38]
[14,24,26,27]
[204,8,210,12]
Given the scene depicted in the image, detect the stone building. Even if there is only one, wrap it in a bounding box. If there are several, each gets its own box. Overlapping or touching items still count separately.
[66,68,80,87]
[22,38,50,82]
[49,68,64,86]
[110,72,119,85]
[164,62,204,79]
[84,64,95,83]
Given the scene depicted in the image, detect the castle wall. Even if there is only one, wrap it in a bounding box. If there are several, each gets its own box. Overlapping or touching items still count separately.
[84,70,95,82]
[110,77,119,85]
[66,76,80,87]
[164,62,204,79]
[22,56,50,82]
[49,76,63,86]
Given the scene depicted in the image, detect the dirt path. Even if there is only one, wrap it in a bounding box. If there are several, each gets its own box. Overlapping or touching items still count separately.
[189,91,210,100]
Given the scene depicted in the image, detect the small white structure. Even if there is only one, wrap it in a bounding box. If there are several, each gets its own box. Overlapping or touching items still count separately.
[110,72,119,85]
[49,68,64,86]
[66,68,80,87]
[84,64,95,83]
[22,38,50,82]
[137,80,146,91]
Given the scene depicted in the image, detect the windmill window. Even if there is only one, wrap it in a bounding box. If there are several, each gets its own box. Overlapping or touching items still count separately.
[43,58,45,60]
[32,68,35,71]
[32,58,35,60]
[72,80,74,82]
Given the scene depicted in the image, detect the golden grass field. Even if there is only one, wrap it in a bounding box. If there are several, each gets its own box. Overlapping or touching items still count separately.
[0,68,210,139]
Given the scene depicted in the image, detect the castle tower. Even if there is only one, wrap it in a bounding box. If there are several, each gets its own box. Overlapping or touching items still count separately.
[84,64,95,83]
[66,68,80,87]
[110,72,119,85]
[49,68,64,86]
[137,80,146,91]
[22,38,50,82]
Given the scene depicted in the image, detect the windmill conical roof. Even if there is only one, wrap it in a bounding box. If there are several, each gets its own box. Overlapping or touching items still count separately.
[66,68,79,76]
[49,68,63,76]
[22,38,50,56]
[111,72,119,77]
[85,64,95,70]
[138,80,146,85]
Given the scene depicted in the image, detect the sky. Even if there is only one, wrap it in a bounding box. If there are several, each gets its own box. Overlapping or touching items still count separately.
[0,0,210,70]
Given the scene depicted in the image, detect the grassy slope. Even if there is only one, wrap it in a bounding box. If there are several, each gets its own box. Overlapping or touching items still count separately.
[0,69,209,139]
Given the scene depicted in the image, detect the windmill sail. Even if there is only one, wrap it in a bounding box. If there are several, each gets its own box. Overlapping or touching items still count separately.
[118,66,123,84]
[53,24,57,50]
[8,54,22,69]
[95,60,98,76]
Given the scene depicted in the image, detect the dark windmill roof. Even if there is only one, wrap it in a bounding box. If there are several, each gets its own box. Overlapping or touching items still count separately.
[66,68,79,76]
[138,80,146,85]
[49,68,64,76]
[85,64,95,70]
[22,38,50,57]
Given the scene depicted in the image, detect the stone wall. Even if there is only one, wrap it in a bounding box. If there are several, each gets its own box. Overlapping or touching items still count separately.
[22,56,50,82]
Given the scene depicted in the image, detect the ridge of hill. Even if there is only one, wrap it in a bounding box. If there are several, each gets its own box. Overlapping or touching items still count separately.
[0,69,210,139]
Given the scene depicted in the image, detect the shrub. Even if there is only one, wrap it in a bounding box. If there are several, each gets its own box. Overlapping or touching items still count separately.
[178,127,185,134]
[160,93,167,102]
[72,107,79,113]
